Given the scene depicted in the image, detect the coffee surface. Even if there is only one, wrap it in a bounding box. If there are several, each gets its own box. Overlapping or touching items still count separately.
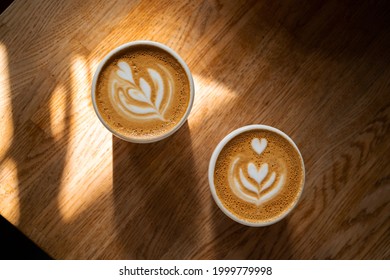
[214,129,304,223]
[95,44,190,140]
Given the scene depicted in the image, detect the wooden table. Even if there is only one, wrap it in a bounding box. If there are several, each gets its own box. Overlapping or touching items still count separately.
[0,0,389,259]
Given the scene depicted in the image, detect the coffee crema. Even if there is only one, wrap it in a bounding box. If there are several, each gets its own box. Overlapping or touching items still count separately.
[213,129,304,224]
[94,44,190,140]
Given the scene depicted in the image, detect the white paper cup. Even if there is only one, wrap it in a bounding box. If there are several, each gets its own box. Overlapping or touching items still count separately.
[91,41,195,143]
[208,125,305,227]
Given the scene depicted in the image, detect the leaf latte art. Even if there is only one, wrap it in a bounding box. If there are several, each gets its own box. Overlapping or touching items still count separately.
[228,138,285,206]
[94,43,191,141]
[110,61,173,121]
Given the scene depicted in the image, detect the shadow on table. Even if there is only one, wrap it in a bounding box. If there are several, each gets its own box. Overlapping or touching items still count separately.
[0,0,136,259]
[190,0,390,129]
[0,21,74,260]
[208,199,293,259]
[112,123,203,259]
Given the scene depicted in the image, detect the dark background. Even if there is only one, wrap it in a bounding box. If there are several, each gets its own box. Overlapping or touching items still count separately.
[0,215,52,259]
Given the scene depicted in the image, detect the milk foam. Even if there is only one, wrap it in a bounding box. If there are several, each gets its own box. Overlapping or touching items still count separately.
[94,44,191,140]
[110,61,173,121]
[228,138,285,206]
[213,129,304,223]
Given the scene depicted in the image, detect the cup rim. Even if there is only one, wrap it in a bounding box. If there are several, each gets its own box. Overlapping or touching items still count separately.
[91,40,195,143]
[208,124,305,227]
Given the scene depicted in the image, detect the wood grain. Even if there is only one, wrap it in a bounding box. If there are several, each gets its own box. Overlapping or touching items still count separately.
[0,0,389,259]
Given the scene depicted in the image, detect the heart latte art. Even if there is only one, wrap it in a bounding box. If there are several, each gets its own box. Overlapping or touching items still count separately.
[94,44,191,140]
[229,138,286,206]
[213,129,304,224]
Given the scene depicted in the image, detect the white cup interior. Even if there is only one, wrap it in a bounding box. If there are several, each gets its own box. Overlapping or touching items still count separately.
[208,124,305,227]
[91,40,195,143]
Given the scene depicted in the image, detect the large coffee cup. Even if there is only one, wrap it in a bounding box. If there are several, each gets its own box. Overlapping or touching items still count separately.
[92,41,194,143]
[209,125,305,226]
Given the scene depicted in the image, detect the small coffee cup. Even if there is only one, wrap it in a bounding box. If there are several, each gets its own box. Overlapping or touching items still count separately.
[91,41,195,143]
[209,125,305,227]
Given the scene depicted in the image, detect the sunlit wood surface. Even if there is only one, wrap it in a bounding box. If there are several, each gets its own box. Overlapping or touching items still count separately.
[0,0,389,259]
